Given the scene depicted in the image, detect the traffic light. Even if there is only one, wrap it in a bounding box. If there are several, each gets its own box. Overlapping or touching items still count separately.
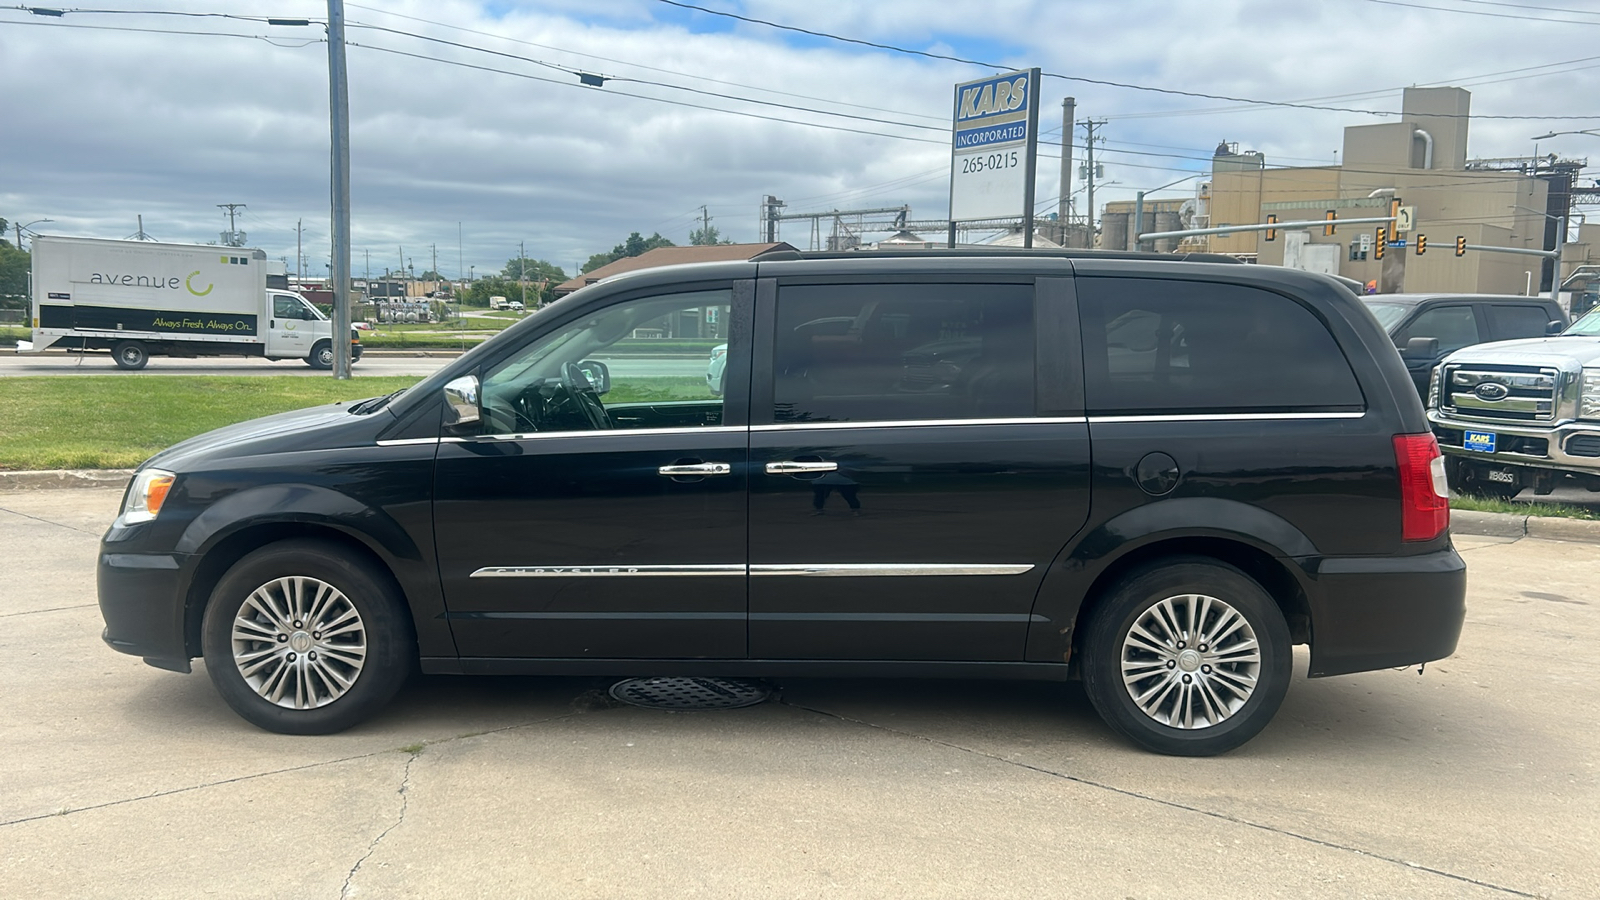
[1415,234,1427,256]
[1265,214,1277,241]
[1324,210,1337,236]
[1375,227,1387,260]
[1456,236,1467,257]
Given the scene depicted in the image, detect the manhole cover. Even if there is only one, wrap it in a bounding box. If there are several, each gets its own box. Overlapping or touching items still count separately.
[608,677,772,710]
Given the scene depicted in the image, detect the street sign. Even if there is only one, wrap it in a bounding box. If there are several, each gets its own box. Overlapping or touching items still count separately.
[1359,233,1373,252]
[1396,206,1416,233]
[949,68,1041,221]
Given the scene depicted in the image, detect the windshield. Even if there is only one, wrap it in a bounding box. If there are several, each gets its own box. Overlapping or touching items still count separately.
[1564,307,1600,336]
[1361,301,1414,331]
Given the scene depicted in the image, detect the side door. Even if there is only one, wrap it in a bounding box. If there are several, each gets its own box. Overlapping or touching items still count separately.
[265,293,310,358]
[1486,303,1563,342]
[747,276,1091,662]
[1394,303,1482,397]
[432,283,753,660]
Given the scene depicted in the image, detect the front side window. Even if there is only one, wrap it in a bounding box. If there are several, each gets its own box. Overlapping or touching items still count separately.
[770,283,1034,424]
[480,289,732,435]
[1079,278,1364,414]
[1397,305,1479,354]
[273,295,299,318]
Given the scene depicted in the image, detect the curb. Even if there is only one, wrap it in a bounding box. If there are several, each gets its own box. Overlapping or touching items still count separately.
[0,469,134,491]
[1451,508,1600,543]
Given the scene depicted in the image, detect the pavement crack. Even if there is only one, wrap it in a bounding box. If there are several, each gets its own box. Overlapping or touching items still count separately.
[0,505,103,537]
[341,750,417,900]
[776,697,1540,899]
[0,603,98,619]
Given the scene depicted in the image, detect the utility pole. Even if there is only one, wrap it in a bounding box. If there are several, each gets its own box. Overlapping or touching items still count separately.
[762,195,785,242]
[1080,119,1106,247]
[457,221,463,283]
[431,243,437,282]
[131,214,154,241]
[296,219,303,279]
[325,0,353,379]
[217,203,247,247]
[519,239,527,308]
[1058,97,1075,245]
[699,205,711,242]
[364,248,370,281]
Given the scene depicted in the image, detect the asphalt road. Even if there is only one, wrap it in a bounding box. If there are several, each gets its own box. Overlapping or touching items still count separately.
[1,487,1594,898]
[0,352,708,379]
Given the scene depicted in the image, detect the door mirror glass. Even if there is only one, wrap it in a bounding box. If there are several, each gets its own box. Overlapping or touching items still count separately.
[443,374,481,428]
[576,360,610,395]
[1547,320,1565,335]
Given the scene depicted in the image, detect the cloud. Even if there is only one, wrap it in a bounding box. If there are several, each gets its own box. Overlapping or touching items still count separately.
[2,0,1595,277]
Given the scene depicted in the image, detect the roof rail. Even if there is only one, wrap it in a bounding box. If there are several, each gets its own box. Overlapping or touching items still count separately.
[750,247,1244,265]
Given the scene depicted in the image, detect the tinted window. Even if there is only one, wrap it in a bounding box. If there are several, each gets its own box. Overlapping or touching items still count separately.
[771,283,1034,423]
[481,289,731,434]
[1397,305,1479,353]
[1079,278,1364,414]
[1487,304,1555,340]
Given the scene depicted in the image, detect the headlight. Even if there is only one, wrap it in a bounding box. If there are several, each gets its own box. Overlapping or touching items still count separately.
[1427,366,1441,409]
[122,469,175,524]
[1582,369,1600,420]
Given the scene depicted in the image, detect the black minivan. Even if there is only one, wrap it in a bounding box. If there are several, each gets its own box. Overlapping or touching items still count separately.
[98,250,1466,756]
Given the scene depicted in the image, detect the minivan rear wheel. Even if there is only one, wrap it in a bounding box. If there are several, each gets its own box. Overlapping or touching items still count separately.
[1082,557,1292,756]
[201,540,414,734]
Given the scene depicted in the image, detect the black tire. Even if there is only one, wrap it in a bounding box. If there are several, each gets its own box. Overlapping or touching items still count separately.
[1445,457,1521,501]
[113,340,149,370]
[1081,556,1292,756]
[201,539,414,734]
[307,341,334,369]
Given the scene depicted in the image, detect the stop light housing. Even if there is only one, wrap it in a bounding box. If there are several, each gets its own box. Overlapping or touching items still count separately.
[1375,227,1387,260]
[1456,236,1467,257]
[1415,235,1427,256]
[1265,214,1277,241]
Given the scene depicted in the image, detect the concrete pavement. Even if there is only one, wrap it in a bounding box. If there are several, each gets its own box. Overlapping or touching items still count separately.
[1,487,1594,898]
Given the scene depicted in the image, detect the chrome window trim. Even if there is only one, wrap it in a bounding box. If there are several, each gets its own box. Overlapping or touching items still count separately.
[750,563,1034,577]
[751,416,1086,432]
[1086,411,1367,423]
[447,424,749,443]
[375,437,442,447]
[470,563,1035,578]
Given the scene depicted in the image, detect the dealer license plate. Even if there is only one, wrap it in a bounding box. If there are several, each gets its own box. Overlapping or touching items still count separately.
[1464,430,1497,453]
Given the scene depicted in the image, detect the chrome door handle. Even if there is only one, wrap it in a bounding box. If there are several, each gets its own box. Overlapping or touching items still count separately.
[657,462,732,476]
[765,461,837,475]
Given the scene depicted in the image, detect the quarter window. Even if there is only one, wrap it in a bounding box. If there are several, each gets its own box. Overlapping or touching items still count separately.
[1079,278,1364,414]
[1487,304,1554,341]
[770,283,1035,423]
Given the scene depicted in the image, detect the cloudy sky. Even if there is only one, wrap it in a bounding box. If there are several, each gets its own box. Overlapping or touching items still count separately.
[3,0,1598,280]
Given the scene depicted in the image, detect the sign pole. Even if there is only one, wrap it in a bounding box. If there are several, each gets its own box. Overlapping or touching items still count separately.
[1021,67,1041,249]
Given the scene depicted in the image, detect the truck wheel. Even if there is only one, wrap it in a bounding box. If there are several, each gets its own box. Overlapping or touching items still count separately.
[307,341,334,369]
[1081,557,1292,756]
[113,341,149,370]
[201,539,415,734]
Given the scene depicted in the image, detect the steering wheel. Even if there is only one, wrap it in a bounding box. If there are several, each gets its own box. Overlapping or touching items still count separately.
[561,361,612,430]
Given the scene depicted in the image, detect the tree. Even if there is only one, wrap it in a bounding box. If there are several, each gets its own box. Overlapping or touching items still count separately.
[689,224,732,246]
[0,219,29,310]
[581,231,675,274]
[473,257,568,307]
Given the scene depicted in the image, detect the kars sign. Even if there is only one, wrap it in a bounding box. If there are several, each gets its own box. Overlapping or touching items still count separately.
[949,68,1041,222]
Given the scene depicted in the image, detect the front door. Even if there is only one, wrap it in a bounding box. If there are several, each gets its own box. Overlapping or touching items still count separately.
[266,293,311,358]
[433,285,752,660]
[747,278,1091,662]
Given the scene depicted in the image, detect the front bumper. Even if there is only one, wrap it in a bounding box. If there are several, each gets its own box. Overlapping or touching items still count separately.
[1304,548,1466,678]
[97,547,192,672]
[1429,411,1600,474]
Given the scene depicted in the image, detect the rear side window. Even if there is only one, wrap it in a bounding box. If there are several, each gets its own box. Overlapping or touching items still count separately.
[1487,304,1555,341]
[1079,278,1364,414]
[771,283,1034,423]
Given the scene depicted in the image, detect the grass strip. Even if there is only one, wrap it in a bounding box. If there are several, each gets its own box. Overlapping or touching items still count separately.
[1450,494,1600,520]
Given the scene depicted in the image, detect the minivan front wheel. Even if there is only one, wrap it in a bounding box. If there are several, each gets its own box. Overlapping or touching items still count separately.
[201,540,414,734]
[1082,558,1292,756]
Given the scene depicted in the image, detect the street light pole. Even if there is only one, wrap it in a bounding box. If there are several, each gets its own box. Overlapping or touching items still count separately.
[1133,175,1203,250]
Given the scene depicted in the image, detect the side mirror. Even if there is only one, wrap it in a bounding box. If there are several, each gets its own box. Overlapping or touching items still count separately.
[577,359,611,395]
[1547,320,1565,335]
[442,374,480,428]
[1401,336,1440,361]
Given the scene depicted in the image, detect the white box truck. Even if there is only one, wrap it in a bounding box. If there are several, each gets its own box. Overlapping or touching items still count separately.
[24,235,361,370]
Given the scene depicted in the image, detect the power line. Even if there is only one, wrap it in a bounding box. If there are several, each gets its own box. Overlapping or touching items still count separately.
[1364,0,1600,25]
[0,15,322,45]
[651,0,1600,120]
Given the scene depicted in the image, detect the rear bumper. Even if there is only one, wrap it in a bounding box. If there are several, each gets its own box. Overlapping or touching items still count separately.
[1304,547,1466,677]
[97,549,191,672]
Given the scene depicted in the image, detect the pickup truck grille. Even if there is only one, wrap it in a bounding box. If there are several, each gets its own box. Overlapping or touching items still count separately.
[1441,365,1560,422]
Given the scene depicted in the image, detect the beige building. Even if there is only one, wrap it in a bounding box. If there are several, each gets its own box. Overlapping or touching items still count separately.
[1109,88,1578,296]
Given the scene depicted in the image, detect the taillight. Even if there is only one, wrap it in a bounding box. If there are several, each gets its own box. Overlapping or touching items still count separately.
[1394,433,1449,542]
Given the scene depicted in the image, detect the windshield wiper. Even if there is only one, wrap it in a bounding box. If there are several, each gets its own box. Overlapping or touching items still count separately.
[349,389,406,415]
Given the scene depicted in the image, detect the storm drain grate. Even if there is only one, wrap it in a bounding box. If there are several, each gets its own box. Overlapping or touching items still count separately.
[608,677,772,710]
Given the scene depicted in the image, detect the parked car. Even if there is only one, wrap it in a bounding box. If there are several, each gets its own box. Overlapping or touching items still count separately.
[97,250,1464,756]
[1427,305,1600,499]
[706,343,728,396]
[1361,293,1566,397]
